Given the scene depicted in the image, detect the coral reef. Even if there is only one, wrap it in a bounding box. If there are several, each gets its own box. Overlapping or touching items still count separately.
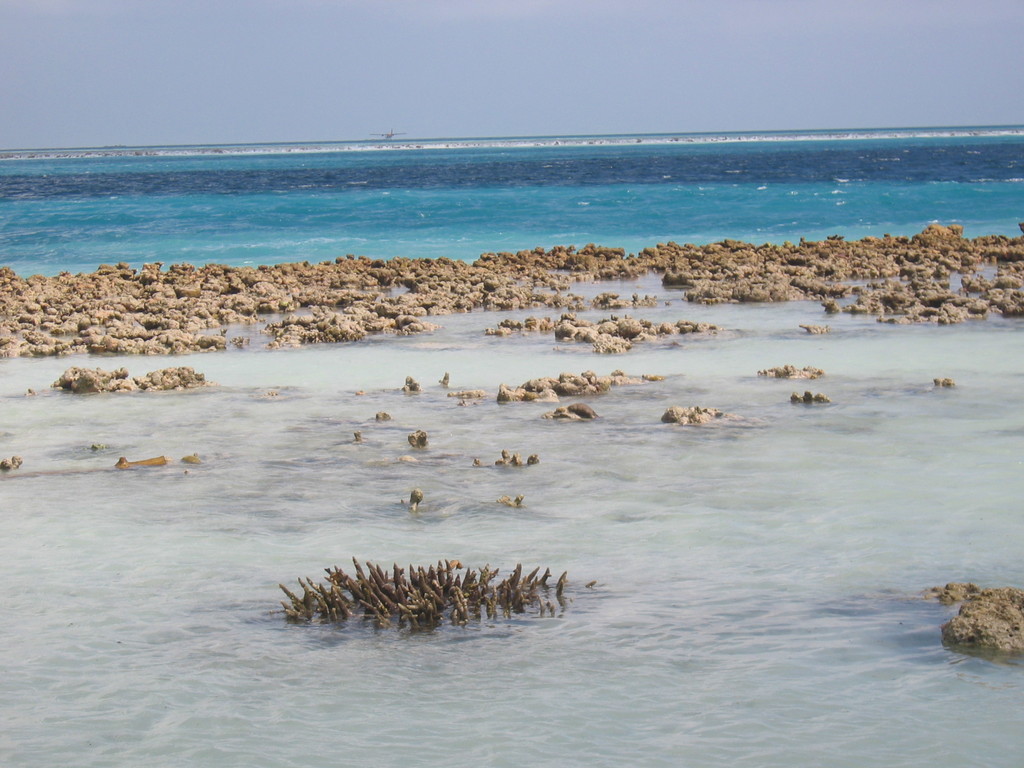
[488,313,718,353]
[279,559,569,629]
[52,366,212,393]
[661,406,725,425]
[757,365,825,380]
[0,456,23,471]
[543,403,599,420]
[790,391,831,404]
[3,225,1020,358]
[497,370,643,403]
[931,583,1024,653]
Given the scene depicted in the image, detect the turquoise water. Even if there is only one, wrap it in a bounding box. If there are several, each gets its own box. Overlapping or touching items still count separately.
[2,127,1023,275]
[1,130,1023,767]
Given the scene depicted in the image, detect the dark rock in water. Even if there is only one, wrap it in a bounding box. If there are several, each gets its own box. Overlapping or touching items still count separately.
[790,391,831,404]
[447,389,486,400]
[0,455,23,471]
[408,430,428,448]
[498,369,644,403]
[927,582,982,605]
[53,366,133,393]
[52,365,212,393]
[408,488,424,512]
[375,411,392,421]
[933,377,956,387]
[565,402,598,419]
[492,449,540,467]
[543,402,598,420]
[114,455,169,469]
[757,364,825,379]
[938,585,1024,653]
[661,405,723,424]
[538,312,718,354]
[402,376,422,393]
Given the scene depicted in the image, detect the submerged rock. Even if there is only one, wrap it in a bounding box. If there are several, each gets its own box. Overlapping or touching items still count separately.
[447,389,486,399]
[660,406,724,425]
[52,366,134,393]
[494,449,522,466]
[543,403,599,420]
[498,369,645,403]
[408,488,424,512]
[790,391,831,404]
[0,455,24,471]
[927,582,982,605]
[936,584,1024,653]
[115,455,169,469]
[757,364,825,379]
[52,366,212,393]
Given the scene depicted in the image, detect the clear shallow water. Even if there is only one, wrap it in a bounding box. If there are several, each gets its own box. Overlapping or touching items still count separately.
[2,283,1023,767]
[2,130,1024,765]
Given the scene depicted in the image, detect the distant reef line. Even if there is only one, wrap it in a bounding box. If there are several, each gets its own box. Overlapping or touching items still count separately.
[2,224,1024,358]
[4,125,1023,160]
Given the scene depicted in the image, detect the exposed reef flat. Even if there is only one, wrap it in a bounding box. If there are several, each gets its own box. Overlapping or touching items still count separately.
[486,312,719,354]
[2,224,1023,357]
[52,366,213,393]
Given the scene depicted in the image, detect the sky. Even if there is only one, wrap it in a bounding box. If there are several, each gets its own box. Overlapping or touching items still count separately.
[1,0,1022,149]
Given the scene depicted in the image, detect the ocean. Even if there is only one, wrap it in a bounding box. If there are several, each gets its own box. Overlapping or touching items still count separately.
[1,127,1023,767]
[2,127,1023,276]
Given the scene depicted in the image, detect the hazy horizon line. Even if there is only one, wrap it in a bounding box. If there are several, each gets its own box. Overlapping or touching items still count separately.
[4,123,1023,156]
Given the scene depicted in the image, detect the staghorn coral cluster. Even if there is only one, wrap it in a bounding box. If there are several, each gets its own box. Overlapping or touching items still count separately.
[279,558,569,629]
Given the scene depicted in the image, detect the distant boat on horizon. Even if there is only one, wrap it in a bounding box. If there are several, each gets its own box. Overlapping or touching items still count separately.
[371,130,405,140]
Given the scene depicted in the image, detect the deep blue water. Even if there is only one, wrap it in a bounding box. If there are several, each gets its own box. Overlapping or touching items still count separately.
[1,129,1022,275]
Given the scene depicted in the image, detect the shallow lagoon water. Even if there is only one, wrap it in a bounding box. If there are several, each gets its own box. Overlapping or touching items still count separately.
[2,276,1023,767]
